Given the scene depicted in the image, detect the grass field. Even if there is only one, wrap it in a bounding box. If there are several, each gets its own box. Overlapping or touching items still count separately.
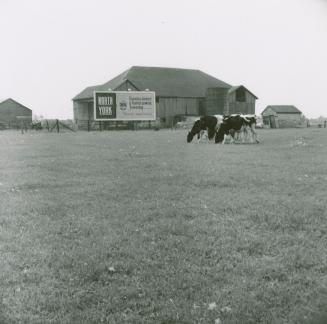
[1,128,327,324]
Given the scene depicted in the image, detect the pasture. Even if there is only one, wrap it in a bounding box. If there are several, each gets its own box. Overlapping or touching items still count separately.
[0,128,327,324]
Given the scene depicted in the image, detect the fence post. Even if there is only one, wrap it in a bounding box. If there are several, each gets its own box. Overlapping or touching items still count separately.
[56,119,59,133]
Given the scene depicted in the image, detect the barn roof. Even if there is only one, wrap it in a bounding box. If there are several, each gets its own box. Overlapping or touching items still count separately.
[0,98,11,105]
[228,85,258,99]
[263,105,302,114]
[0,98,32,111]
[73,66,232,100]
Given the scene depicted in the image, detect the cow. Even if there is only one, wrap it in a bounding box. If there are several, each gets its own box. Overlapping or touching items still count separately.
[31,121,43,130]
[187,115,223,143]
[215,114,259,144]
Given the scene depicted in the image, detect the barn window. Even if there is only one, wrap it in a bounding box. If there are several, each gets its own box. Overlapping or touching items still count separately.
[236,88,246,102]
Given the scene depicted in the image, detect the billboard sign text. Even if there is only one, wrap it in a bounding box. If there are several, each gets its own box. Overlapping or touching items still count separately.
[94,91,156,121]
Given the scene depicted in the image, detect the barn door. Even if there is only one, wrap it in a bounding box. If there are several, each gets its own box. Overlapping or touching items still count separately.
[269,115,276,128]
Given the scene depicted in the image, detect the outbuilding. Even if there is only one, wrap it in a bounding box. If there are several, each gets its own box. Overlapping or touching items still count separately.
[0,98,32,129]
[261,105,303,128]
[73,66,257,129]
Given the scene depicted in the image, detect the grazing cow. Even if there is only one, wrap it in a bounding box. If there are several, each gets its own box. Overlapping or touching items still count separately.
[215,114,259,144]
[31,121,42,130]
[186,119,201,143]
[187,115,223,143]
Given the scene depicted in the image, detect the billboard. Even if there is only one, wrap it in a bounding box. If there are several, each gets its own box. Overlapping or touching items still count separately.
[94,91,156,121]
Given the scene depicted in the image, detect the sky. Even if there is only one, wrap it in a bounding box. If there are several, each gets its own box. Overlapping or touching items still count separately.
[0,0,326,119]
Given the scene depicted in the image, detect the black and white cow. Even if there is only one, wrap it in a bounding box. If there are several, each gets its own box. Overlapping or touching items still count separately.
[215,114,259,144]
[187,115,223,143]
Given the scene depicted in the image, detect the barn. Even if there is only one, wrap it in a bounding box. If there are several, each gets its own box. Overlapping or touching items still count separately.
[72,66,258,130]
[261,105,303,128]
[0,98,32,129]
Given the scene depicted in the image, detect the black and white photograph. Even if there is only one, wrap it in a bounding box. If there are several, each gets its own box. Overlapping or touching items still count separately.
[1,0,327,323]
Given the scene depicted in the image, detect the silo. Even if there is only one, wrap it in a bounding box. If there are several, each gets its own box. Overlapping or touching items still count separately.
[205,87,230,116]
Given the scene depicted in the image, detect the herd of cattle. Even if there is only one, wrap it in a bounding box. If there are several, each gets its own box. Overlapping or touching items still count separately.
[186,114,260,144]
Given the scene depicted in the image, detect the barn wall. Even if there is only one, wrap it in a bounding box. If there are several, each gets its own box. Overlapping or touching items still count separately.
[228,91,256,115]
[228,102,255,115]
[0,100,32,128]
[73,100,93,129]
[157,97,200,126]
[205,88,229,115]
[73,101,90,121]
[262,107,277,117]
[276,113,302,128]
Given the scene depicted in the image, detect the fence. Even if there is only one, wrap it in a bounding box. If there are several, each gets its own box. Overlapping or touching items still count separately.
[307,121,327,128]
[1,118,161,132]
[39,120,77,132]
[76,119,161,131]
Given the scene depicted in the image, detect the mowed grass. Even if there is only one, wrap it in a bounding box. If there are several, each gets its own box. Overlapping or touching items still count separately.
[0,128,327,324]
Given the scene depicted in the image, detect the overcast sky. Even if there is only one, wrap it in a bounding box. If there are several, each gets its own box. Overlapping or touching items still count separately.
[1,0,326,118]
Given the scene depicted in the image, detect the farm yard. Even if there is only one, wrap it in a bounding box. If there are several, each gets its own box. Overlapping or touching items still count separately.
[0,128,327,324]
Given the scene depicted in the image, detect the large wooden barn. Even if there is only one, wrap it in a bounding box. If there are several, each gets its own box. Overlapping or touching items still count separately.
[0,98,32,129]
[73,66,257,129]
[261,105,303,128]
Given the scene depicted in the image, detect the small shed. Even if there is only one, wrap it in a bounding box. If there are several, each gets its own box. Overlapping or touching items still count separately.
[261,105,303,128]
[0,98,32,129]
